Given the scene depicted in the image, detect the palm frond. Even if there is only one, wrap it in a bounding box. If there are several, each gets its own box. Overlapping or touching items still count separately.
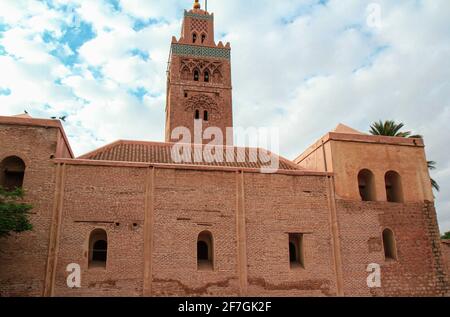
[427,161,436,170]
[431,178,440,192]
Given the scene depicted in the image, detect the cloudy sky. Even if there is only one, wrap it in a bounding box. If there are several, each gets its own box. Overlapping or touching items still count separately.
[0,0,449,232]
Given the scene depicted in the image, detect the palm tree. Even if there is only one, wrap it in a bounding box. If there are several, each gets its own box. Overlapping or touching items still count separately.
[369,120,423,138]
[369,120,439,192]
[427,161,440,192]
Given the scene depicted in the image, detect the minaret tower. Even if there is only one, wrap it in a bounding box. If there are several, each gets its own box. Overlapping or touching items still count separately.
[165,0,233,145]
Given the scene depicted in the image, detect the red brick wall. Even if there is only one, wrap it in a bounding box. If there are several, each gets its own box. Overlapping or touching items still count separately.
[42,164,339,297]
[0,124,60,296]
[336,200,449,296]
[166,55,233,145]
[151,169,239,296]
[1,125,447,297]
[53,165,147,296]
[442,241,450,280]
[244,173,337,296]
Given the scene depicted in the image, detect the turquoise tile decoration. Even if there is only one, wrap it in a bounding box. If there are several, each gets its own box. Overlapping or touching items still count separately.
[171,43,230,60]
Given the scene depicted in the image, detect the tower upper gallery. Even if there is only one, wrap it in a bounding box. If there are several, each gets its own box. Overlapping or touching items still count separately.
[165,1,233,145]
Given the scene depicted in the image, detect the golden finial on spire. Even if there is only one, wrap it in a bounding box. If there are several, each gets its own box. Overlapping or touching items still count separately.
[193,0,201,9]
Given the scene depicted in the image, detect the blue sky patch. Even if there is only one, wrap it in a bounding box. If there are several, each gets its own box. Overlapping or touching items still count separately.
[133,18,160,31]
[0,87,12,96]
[88,66,104,80]
[130,48,150,61]
[129,87,148,102]
[106,0,121,12]
[49,46,77,67]
[0,23,10,32]
[61,21,96,53]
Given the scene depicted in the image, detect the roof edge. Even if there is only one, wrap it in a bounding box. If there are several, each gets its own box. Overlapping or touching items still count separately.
[0,115,74,158]
[53,158,332,176]
[295,131,425,164]
[79,139,304,170]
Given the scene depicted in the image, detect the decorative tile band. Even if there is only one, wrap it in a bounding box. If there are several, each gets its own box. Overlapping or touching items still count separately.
[171,43,230,60]
[184,11,213,21]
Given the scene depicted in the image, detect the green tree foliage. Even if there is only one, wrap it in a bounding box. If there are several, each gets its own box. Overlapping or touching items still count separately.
[369,120,423,138]
[427,161,440,192]
[442,231,450,240]
[0,187,33,238]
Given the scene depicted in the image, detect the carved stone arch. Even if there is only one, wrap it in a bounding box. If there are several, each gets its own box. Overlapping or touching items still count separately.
[213,69,223,83]
[197,60,207,71]
[200,32,207,44]
[203,67,211,82]
[181,65,190,80]
[193,67,200,81]
[185,94,220,114]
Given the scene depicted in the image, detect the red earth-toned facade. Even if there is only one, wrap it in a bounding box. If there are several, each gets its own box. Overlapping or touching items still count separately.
[0,4,448,297]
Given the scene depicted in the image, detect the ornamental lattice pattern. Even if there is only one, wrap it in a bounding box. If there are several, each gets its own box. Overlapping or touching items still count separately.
[171,43,230,60]
[184,94,220,113]
[191,18,208,33]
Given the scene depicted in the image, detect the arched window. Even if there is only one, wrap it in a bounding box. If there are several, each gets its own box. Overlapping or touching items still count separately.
[203,110,209,121]
[194,69,199,81]
[192,32,197,43]
[289,233,305,269]
[204,71,210,82]
[197,231,213,271]
[201,34,206,44]
[89,229,108,269]
[195,109,200,120]
[358,169,376,201]
[181,66,190,80]
[0,156,26,190]
[382,228,397,260]
[385,171,404,203]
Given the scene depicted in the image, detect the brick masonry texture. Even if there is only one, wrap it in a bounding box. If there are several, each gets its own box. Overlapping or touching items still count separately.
[442,242,450,278]
[1,122,449,297]
[0,124,61,296]
[1,5,449,297]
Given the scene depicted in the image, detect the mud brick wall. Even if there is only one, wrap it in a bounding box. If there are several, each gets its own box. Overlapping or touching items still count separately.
[0,124,60,296]
[336,200,448,296]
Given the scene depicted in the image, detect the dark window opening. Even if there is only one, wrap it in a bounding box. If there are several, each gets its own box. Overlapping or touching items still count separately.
[203,110,209,121]
[289,233,305,269]
[192,33,197,43]
[89,229,108,269]
[194,70,199,81]
[197,231,213,271]
[197,241,208,260]
[1,156,26,190]
[92,240,107,262]
[195,109,200,120]
[289,243,297,262]
[383,228,397,260]
[358,169,376,201]
[184,92,188,98]
[385,171,404,203]
[204,71,209,82]
[201,34,206,43]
